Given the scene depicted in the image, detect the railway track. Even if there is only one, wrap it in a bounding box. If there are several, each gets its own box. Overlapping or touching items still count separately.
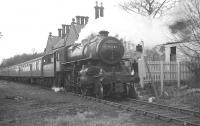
[67,92,200,126]
[127,98,200,118]
[3,80,200,126]
[122,98,200,126]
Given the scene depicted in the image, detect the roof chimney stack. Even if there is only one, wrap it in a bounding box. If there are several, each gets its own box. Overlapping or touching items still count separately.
[62,24,66,39]
[94,1,100,19]
[99,31,109,37]
[65,25,70,34]
[58,29,62,37]
[100,2,104,17]
[85,16,89,24]
[76,16,81,24]
[80,16,84,25]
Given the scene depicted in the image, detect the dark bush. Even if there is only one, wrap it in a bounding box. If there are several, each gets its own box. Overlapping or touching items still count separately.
[0,52,44,68]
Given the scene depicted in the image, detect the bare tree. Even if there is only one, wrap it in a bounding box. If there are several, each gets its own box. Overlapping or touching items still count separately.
[119,0,178,18]
[183,0,200,40]
[0,52,44,68]
[169,0,200,60]
[168,0,200,87]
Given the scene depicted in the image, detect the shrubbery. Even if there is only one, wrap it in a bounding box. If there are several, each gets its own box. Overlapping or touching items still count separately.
[0,52,43,68]
[186,61,200,88]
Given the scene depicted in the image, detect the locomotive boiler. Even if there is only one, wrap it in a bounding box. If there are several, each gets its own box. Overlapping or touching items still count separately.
[63,31,137,98]
[66,31,124,64]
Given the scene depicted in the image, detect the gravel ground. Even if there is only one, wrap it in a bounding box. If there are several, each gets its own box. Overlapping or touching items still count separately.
[0,80,177,126]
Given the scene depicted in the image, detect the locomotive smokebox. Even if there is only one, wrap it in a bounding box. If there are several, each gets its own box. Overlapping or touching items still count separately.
[99,31,109,37]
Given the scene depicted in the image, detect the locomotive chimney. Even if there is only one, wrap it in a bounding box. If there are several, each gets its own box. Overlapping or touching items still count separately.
[76,16,81,24]
[100,2,104,17]
[58,28,62,37]
[71,18,75,24]
[85,16,89,24]
[99,31,109,37]
[49,32,52,37]
[80,16,84,25]
[94,1,100,19]
[62,24,66,38]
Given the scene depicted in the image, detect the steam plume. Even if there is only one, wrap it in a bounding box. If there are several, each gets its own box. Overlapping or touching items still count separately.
[76,5,174,49]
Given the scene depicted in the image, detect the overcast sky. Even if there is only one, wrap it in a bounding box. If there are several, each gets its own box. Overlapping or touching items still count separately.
[0,0,123,63]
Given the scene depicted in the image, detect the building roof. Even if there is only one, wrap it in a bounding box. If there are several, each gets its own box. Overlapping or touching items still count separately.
[65,23,85,47]
[163,40,200,46]
[53,23,85,49]
[53,39,65,49]
[44,35,61,54]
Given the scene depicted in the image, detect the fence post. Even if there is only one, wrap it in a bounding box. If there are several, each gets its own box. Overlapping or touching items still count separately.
[160,61,164,94]
[177,61,180,88]
[138,59,145,88]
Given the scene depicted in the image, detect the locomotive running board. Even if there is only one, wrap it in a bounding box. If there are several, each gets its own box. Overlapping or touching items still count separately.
[61,57,92,65]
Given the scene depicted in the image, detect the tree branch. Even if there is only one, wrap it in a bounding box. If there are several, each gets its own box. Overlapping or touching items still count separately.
[153,0,167,18]
[119,0,178,18]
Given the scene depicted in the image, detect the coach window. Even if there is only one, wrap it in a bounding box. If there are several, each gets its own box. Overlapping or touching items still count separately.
[34,62,37,70]
[28,64,31,71]
[56,52,60,61]
[35,62,37,70]
[38,60,41,70]
[43,58,47,65]
[36,61,40,70]
[43,55,52,64]
[25,64,27,71]
[29,64,31,71]
[32,62,35,71]
[32,63,34,71]
[51,54,54,62]
[26,64,29,71]
[51,57,54,62]
[24,65,26,71]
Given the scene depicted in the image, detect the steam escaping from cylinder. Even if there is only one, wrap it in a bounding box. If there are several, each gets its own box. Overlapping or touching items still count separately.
[75,5,175,50]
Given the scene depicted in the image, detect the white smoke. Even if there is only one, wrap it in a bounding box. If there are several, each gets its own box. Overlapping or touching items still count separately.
[75,4,175,49]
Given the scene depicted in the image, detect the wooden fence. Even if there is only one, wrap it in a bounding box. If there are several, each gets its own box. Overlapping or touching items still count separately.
[138,60,192,93]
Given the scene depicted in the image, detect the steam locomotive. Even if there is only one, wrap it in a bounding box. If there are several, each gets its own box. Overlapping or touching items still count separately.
[0,30,139,99]
[62,31,138,98]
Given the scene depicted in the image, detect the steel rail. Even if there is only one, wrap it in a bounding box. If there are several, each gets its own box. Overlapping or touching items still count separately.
[128,98,200,118]
[67,92,200,126]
